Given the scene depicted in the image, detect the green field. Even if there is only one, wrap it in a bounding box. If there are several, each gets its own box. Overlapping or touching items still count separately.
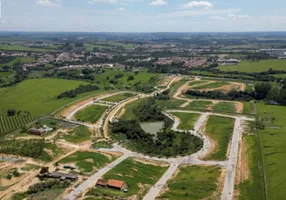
[171,112,200,130]
[273,74,286,78]
[0,57,34,67]
[87,158,168,199]
[121,98,146,120]
[257,104,286,200]
[0,71,13,78]
[238,126,265,200]
[192,81,229,89]
[217,60,286,73]
[0,78,98,116]
[243,102,255,115]
[205,116,235,160]
[188,80,208,86]
[0,45,57,52]
[102,92,135,102]
[187,100,213,110]
[59,151,116,173]
[75,104,109,123]
[158,165,221,200]
[213,102,236,113]
[156,99,186,109]
[0,115,38,135]
[63,126,92,144]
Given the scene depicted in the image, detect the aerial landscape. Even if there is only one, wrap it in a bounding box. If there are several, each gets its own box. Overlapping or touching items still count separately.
[0,0,286,200]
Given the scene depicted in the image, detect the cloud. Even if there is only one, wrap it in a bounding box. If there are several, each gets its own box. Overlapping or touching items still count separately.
[88,0,118,4]
[210,16,226,20]
[182,1,213,9]
[228,14,250,19]
[36,0,60,7]
[118,7,126,11]
[149,0,167,6]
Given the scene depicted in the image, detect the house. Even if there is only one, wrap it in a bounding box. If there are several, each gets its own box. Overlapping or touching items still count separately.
[96,179,127,190]
[28,128,46,136]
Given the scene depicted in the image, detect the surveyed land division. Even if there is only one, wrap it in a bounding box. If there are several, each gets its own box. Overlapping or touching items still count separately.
[1,32,286,200]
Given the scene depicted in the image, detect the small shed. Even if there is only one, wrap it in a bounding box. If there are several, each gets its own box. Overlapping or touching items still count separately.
[107,179,127,190]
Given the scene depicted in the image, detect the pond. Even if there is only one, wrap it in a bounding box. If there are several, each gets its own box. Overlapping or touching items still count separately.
[140,122,164,135]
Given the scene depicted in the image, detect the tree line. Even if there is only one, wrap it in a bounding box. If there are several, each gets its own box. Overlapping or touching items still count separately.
[57,84,100,99]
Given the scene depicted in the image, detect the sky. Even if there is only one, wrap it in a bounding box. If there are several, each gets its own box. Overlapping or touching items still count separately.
[0,0,286,32]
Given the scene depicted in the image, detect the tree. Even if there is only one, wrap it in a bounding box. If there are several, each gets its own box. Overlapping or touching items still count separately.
[254,83,272,100]
[7,109,16,116]
[127,75,134,81]
[267,86,280,102]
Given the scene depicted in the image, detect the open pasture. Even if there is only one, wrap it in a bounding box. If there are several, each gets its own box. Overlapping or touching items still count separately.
[63,126,92,144]
[217,60,286,73]
[102,92,135,102]
[213,102,237,113]
[171,112,200,130]
[74,104,109,123]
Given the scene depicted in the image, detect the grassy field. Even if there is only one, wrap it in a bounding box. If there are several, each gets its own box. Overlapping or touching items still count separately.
[74,104,109,123]
[213,102,236,113]
[63,126,92,144]
[59,151,116,174]
[0,78,98,116]
[169,79,189,96]
[192,81,229,89]
[158,165,221,200]
[257,104,286,200]
[273,74,286,78]
[0,45,57,52]
[156,99,186,109]
[243,102,255,115]
[238,125,265,200]
[187,100,213,110]
[0,57,34,67]
[188,80,208,86]
[0,71,13,78]
[171,112,200,130]
[217,60,286,73]
[102,92,135,102]
[87,158,168,199]
[205,116,235,160]
[121,98,146,120]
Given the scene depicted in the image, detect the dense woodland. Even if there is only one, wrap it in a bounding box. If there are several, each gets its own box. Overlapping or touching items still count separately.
[57,84,100,99]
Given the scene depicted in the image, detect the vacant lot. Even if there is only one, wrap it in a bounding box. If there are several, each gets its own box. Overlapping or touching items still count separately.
[257,104,286,200]
[171,112,200,130]
[59,151,116,174]
[156,99,186,109]
[213,102,236,113]
[87,158,168,199]
[63,126,92,144]
[0,78,96,116]
[187,100,213,110]
[243,102,255,115]
[192,81,229,90]
[75,104,109,123]
[121,98,146,120]
[102,92,135,102]
[205,116,235,160]
[158,165,222,200]
[217,60,286,73]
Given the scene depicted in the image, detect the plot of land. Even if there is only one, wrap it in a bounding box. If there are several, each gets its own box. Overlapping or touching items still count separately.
[213,102,237,113]
[74,104,109,123]
[102,93,135,102]
[158,165,222,200]
[87,158,168,199]
[217,60,286,73]
[156,99,186,109]
[120,98,146,120]
[192,81,229,90]
[59,151,116,174]
[204,116,235,160]
[243,102,255,115]
[186,100,213,110]
[0,78,96,116]
[188,80,208,87]
[171,112,200,130]
[63,126,92,144]
[257,104,286,200]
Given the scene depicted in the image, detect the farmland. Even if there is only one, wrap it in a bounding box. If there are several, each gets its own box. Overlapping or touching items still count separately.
[0,115,38,135]
[217,60,286,73]
[171,112,200,130]
[257,104,286,200]
[0,78,96,116]
[205,116,235,160]
[158,165,222,200]
[87,158,168,199]
[0,57,34,67]
[59,151,116,174]
[74,104,109,123]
